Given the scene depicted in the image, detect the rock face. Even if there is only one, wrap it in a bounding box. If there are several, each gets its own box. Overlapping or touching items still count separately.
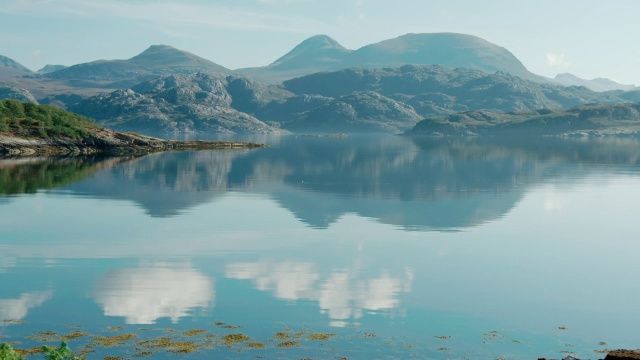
[46,45,232,88]
[0,55,33,77]
[0,87,38,104]
[237,33,546,83]
[73,73,287,134]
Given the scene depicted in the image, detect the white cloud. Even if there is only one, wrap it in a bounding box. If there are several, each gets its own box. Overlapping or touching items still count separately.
[546,52,572,70]
[92,266,214,324]
[0,291,52,321]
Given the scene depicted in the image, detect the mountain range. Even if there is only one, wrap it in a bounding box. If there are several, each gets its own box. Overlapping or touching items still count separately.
[554,73,636,92]
[237,33,547,84]
[68,65,628,135]
[1,32,640,135]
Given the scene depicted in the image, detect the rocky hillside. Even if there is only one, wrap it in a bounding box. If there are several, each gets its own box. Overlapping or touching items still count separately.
[0,99,268,155]
[73,72,288,134]
[70,65,634,135]
[406,102,640,136]
[255,65,624,133]
[237,33,546,83]
[0,87,38,104]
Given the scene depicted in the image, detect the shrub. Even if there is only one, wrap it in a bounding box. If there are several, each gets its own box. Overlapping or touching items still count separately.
[0,343,25,360]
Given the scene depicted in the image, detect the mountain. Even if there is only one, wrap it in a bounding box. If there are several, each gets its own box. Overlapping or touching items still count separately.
[73,72,287,134]
[237,35,352,83]
[46,45,232,88]
[236,33,547,84]
[37,65,68,74]
[267,65,625,133]
[554,73,636,92]
[0,55,33,78]
[406,102,640,137]
[74,65,631,135]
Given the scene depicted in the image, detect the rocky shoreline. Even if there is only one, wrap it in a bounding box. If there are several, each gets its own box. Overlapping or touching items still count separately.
[0,129,268,156]
[539,349,640,360]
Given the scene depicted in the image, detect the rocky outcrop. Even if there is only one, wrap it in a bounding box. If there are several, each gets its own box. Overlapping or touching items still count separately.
[539,349,640,360]
[0,87,38,104]
[0,130,267,156]
[73,73,288,134]
[605,350,640,360]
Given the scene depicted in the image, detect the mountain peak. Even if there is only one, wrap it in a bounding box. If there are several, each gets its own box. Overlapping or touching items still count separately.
[127,44,231,73]
[0,55,33,77]
[297,35,347,50]
[130,45,188,60]
[270,35,351,69]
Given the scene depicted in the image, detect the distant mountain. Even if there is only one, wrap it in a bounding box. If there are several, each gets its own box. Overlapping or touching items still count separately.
[238,35,352,83]
[73,72,287,134]
[0,55,33,77]
[269,65,625,133]
[37,65,68,74]
[47,45,232,88]
[554,73,635,92]
[406,102,640,137]
[237,33,547,84]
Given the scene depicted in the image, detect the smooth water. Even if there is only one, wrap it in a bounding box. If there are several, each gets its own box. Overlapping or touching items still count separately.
[1,135,639,359]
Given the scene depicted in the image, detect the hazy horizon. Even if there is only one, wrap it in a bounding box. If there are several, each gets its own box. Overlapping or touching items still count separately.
[1,0,638,85]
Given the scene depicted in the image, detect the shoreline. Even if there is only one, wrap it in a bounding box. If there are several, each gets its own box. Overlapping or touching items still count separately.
[0,130,268,156]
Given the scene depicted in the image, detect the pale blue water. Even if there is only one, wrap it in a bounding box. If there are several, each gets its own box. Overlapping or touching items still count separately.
[1,136,639,359]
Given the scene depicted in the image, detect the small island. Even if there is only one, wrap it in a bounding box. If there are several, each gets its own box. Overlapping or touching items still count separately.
[0,100,268,156]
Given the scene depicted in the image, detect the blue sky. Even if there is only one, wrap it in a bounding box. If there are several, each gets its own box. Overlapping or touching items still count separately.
[1,0,638,84]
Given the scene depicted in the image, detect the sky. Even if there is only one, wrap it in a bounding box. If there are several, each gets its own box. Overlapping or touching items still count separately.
[0,0,639,85]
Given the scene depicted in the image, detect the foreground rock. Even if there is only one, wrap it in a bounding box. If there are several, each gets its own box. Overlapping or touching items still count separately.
[538,349,640,360]
[0,129,267,156]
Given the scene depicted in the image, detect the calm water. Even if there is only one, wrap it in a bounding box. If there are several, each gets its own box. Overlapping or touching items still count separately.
[1,135,639,359]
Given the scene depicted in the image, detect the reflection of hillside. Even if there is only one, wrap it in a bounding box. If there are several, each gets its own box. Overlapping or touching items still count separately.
[0,156,132,196]
[65,150,254,217]
[20,136,640,229]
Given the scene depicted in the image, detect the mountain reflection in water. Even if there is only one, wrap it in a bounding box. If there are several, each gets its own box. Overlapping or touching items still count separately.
[2,136,640,230]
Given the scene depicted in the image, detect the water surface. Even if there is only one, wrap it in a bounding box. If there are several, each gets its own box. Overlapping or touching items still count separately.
[1,135,639,359]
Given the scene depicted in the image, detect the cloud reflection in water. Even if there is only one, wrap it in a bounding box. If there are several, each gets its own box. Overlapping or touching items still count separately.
[92,266,214,324]
[226,261,412,327]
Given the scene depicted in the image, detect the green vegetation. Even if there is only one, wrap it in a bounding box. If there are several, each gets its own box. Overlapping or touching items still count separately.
[0,100,97,139]
[0,343,24,360]
[42,342,84,360]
